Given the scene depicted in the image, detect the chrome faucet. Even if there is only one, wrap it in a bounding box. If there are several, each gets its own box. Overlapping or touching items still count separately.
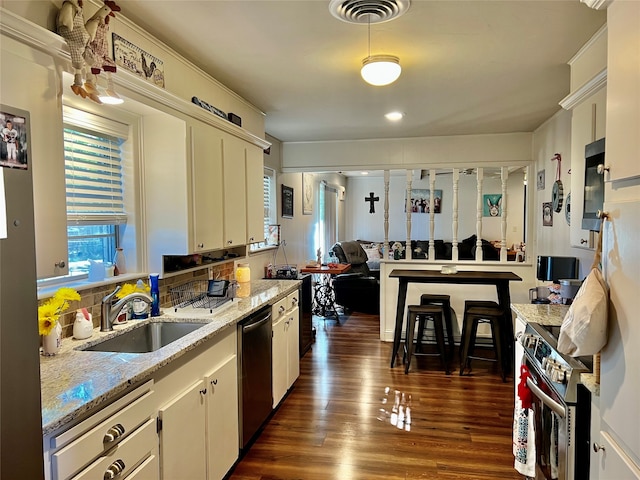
[100,286,153,332]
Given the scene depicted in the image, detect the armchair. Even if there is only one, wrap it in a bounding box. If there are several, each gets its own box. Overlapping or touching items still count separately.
[331,241,380,314]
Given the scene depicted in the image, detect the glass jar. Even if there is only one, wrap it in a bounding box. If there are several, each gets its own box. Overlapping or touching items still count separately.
[236,263,251,283]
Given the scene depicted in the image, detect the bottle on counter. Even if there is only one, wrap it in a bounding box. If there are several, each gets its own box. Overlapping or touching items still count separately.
[113,248,126,275]
[130,279,149,319]
[150,273,160,317]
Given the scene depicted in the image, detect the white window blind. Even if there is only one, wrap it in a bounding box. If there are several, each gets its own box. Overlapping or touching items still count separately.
[263,172,272,238]
[64,127,127,225]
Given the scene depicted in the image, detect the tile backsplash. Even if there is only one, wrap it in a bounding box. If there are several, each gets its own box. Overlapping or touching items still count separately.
[40,263,234,339]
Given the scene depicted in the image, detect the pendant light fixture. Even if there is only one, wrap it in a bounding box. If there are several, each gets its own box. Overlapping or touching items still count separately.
[361,15,401,86]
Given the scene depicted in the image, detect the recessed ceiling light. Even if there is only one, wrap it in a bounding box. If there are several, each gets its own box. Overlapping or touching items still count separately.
[385,111,404,121]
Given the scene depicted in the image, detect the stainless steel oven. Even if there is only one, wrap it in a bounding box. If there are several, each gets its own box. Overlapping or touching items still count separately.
[518,323,591,480]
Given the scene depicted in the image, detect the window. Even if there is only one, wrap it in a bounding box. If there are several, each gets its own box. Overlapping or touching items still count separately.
[250,167,276,251]
[62,108,129,277]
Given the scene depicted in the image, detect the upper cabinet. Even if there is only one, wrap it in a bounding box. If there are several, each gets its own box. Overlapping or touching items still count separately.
[1,36,68,279]
[221,133,247,247]
[605,1,640,183]
[560,26,608,249]
[245,145,265,244]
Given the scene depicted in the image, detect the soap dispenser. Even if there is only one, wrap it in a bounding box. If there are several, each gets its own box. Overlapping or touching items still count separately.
[73,308,93,340]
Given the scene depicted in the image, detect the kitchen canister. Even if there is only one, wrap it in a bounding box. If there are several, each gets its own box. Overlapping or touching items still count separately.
[236,263,251,283]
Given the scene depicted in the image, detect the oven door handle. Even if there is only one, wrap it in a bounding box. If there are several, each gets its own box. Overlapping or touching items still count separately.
[526,377,566,418]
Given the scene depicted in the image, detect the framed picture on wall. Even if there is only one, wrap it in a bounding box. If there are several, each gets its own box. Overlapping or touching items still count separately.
[537,170,545,190]
[404,189,442,213]
[542,202,553,226]
[303,173,313,215]
[483,194,502,217]
[281,184,294,218]
[0,105,30,170]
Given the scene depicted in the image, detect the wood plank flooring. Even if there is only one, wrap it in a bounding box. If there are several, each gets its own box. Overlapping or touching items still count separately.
[229,312,520,480]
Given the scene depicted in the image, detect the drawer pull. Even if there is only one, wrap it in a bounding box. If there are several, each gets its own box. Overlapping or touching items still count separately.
[279,305,286,314]
[593,442,606,453]
[103,424,125,443]
[200,388,207,395]
[103,459,125,480]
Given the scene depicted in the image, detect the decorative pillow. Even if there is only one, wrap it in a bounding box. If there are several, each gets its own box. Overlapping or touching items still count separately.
[363,245,381,261]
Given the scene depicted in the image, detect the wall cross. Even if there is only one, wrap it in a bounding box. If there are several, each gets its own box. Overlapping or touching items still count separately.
[365,192,379,214]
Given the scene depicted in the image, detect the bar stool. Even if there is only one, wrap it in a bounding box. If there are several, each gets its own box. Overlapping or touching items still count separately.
[419,294,455,358]
[403,305,449,374]
[459,300,506,381]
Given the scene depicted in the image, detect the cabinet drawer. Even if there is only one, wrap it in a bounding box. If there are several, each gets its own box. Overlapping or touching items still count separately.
[272,298,287,321]
[286,290,300,311]
[53,390,155,480]
[124,454,158,480]
[70,418,157,480]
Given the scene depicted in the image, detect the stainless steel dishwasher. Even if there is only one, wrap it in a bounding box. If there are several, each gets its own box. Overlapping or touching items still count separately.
[237,305,273,449]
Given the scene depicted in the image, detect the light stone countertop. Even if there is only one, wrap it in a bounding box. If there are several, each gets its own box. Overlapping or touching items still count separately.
[511,303,599,396]
[510,303,569,327]
[40,279,300,436]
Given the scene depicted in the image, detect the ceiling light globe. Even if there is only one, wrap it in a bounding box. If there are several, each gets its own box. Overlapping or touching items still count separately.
[361,55,401,86]
[385,111,404,121]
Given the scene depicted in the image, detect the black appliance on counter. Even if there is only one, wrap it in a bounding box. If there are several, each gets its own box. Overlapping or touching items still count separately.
[537,256,579,283]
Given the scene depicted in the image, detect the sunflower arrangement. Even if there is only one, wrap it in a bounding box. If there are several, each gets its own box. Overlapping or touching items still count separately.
[38,287,81,335]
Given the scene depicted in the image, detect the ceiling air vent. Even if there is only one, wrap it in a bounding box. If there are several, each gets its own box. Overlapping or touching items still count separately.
[329,0,411,24]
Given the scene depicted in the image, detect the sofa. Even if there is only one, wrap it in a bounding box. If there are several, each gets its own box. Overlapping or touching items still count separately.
[330,241,380,315]
[358,235,501,261]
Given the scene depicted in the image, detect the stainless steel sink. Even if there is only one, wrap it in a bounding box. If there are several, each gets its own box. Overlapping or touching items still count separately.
[81,321,207,353]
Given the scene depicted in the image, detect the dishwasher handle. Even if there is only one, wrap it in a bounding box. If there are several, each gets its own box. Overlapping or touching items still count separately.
[242,310,272,334]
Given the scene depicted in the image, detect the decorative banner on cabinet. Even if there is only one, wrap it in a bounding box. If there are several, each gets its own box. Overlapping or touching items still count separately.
[112,33,165,88]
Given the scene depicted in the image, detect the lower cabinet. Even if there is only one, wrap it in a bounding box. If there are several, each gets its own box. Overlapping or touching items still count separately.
[155,328,239,480]
[272,291,300,408]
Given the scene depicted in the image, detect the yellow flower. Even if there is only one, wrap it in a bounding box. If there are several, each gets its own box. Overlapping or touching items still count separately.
[115,282,150,299]
[38,287,81,336]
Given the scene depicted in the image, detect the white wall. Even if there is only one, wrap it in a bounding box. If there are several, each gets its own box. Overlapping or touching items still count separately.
[532,109,595,280]
[345,170,526,247]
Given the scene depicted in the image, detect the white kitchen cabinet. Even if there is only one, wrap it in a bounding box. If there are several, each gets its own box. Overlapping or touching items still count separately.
[605,0,640,182]
[158,380,207,480]
[122,454,159,480]
[245,144,265,244]
[44,381,157,480]
[596,432,640,480]
[191,121,224,252]
[590,395,601,480]
[1,36,68,279]
[222,133,247,247]
[153,326,238,480]
[272,292,300,408]
[204,355,239,480]
[569,86,607,248]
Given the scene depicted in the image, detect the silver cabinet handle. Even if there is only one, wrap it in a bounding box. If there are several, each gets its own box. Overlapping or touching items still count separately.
[200,388,207,395]
[198,243,204,248]
[210,379,218,386]
[279,305,286,314]
[103,423,125,443]
[580,239,588,244]
[103,459,125,480]
[593,442,606,453]
[227,240,233,245]
[55,260,66,268]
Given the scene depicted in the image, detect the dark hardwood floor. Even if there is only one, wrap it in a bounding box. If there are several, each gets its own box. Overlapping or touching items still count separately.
[229,312,520,480]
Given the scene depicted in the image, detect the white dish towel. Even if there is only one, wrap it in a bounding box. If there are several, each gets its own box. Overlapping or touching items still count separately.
[513,397,536,477]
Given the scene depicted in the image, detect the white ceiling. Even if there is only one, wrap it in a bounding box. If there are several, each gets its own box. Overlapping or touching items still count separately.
[114,0,606,143]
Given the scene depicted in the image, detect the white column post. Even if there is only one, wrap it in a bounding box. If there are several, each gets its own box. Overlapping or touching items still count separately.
[405,170,412,260]
[428,169,436,261]
[475,168,484,261]
[500,166,509,262]
[383,170,390,260]
[452,168,459,261]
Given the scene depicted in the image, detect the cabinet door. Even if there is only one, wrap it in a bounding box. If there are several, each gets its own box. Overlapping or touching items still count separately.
[191,122,224,252]
[158,380,207,480]
[204,355,239,480]
[222,134,247,247]
[1,37,68,278]
[272,314,288,408]
[569,87,606,248]
[286,306,300,389]
[245,144,265,244]
[596,432,640,480]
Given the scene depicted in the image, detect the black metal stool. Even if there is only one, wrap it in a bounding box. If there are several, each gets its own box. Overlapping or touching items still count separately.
[459,300,506,381]
[403,305,449,374]
[419,294,454,358]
